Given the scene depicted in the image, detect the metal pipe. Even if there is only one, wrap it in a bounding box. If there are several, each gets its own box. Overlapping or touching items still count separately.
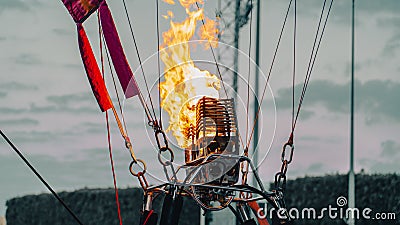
[252,0,261,188]
[348,0,356,225]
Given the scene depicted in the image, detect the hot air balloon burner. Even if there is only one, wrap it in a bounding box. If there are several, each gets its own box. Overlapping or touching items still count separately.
[184,97,240,185]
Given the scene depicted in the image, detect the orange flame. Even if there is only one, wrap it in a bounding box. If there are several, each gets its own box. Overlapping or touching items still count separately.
[199,18,219,49]
[159,1,220,148]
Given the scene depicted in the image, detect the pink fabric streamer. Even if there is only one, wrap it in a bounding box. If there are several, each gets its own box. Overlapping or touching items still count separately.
[99,1,139,98]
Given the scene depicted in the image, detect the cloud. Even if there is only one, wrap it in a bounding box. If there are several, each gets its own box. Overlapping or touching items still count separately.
[78,122,107,134]
[0,118,39,126]
[0,92,6,98]
[46,92,94,106]
[36,92,108,114]
[382,32,400,58]
[355,0,400,14]
[299,0,400,16]
[380,140,400,158]
[0,102,98,116]
[377,16,400,58]
[0,0,30,13]
[307,163,325,173]
[43,92,126,114]
[272,79,400,124]
[6,130,58,143]
[29,103,99,114]
[295,0,400,27]
[52,28,73,36]
[273,79,349,112]
[360,140,400,173]
[377,16,400,28]
[4,128,93,144]
[14,54,41,65]
[0,151,133,215]
[0,81,38,91]
[0,0,45,15]
[0,107,26,114]
[298,110,315,120]
[358,79,400,123]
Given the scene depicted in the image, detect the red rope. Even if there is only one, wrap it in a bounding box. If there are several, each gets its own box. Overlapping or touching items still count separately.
[99,11,123,225]
[106,111,124,225]
[142,210,154,225]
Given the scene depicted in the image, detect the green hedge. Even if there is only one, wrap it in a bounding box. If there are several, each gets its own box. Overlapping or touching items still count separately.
[6,174,399,225]
[6,188,199,225]
[283,174,399,225]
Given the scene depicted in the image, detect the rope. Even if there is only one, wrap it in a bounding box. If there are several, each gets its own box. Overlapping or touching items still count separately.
[106,111,124,225]
[246,0,293,149]
[98,12,124,139]
[0,130,86,225]
[142,210,155,225]
[292,0,334,133]
[97,11,138,162]
[121,0,158,123]
[99,14,124,225]
[103,38,129,135]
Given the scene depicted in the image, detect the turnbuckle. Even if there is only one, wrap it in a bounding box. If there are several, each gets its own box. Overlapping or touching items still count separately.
[154,128,174,166]
[275,135,294,191]
[281,140,294,164]
[155,129,169,150]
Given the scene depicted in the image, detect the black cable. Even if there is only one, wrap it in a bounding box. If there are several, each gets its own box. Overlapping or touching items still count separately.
[292,0,334,131]
[0,130,85,225]
[247,0,293,148]
[155,0,163,129]
[296,0,327,114]
[102,33,130,135]
[121,0,158,122]
[245,0,254,148]
[98,12,129,136]
[291,0,297,131]
[195,2,228,98]
[228,204,244,224]
[194,1,246,149]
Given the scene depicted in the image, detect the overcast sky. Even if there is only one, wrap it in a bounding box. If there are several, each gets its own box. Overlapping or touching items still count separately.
[0,0,399,216]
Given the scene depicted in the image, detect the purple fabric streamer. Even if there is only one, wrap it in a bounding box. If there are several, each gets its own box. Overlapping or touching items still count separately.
[62,0,102,23]
[99,1,139,98]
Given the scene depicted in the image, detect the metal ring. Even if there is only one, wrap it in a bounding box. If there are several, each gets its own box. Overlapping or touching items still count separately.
[160,146,169,152]
[129,158,147,177]
[155,129,169,149]
[158,147,174,166]
[281,142,294,164]
[274,172,286,190]
[280,160,288,175]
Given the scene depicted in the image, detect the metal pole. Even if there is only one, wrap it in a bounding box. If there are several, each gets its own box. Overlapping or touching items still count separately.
[233,0,241,99]
[348,0,355,224]
[252,0,261,187]
[200,209,206,225]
